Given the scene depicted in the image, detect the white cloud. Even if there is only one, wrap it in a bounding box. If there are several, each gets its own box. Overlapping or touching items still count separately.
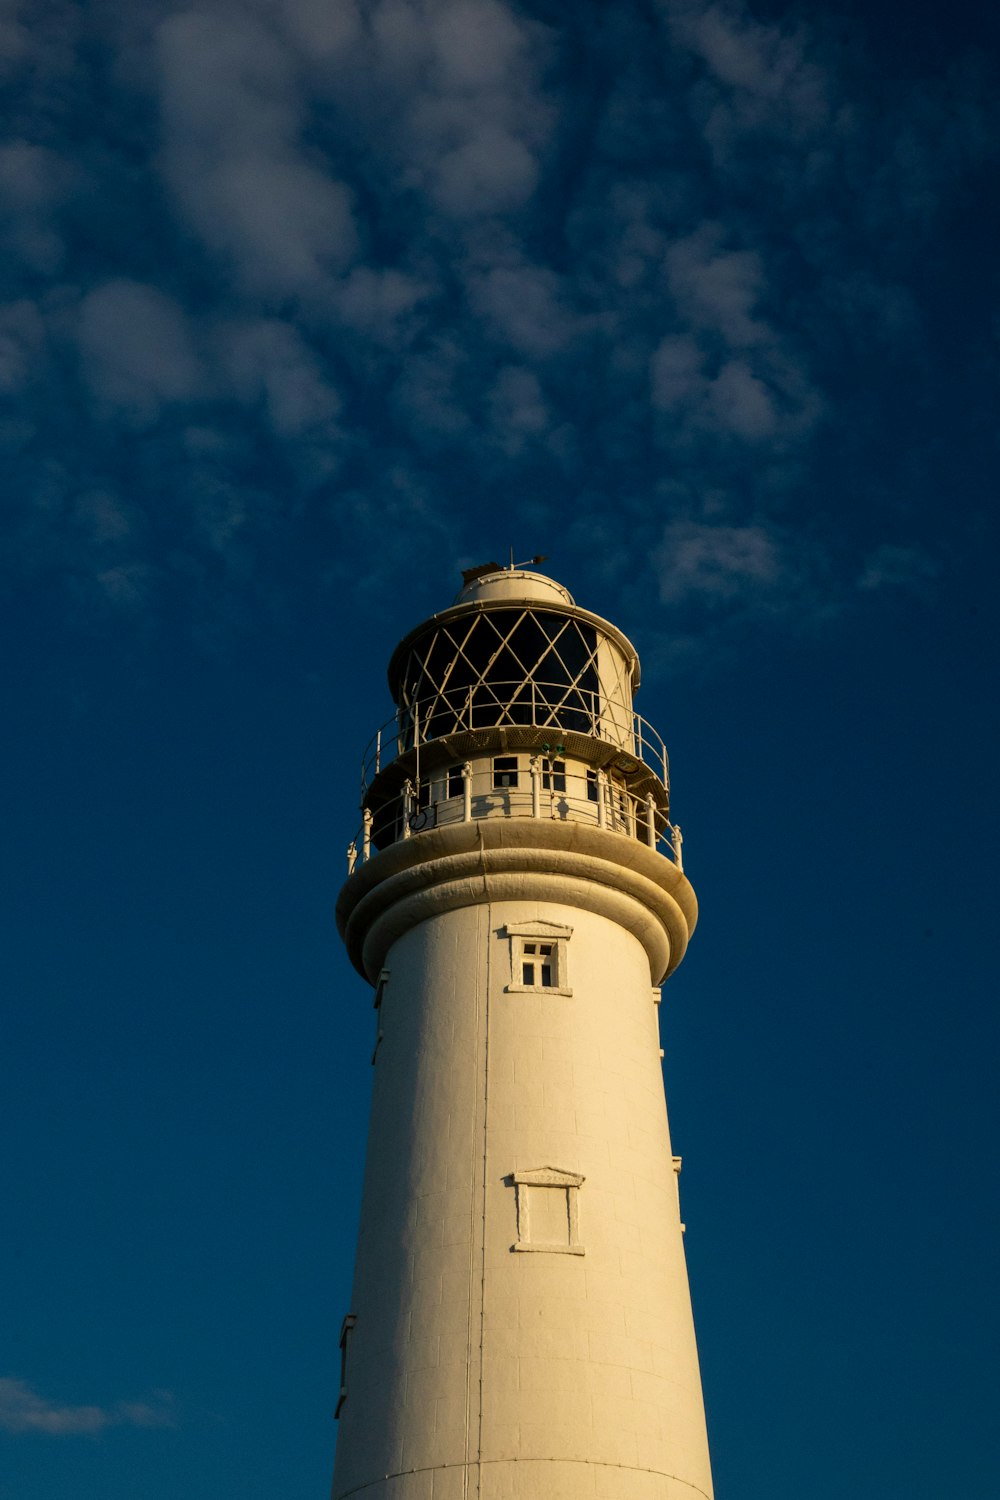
[428,0,527,91]
[334,267,430,343]
[94,562,155,610]
[650,333,705,410]
[0,299,46,393]
[655,518,789,607]
[664,226,769,347]
[271,0,364,61]
[368,0,552,218]
[156,9,358,295]
[430,123,539,216]
[0,1378,175,1436]
[0,141,68,273]
[650,339,791,441]
[0,9,31,75]
[467,263,576,357]
[0,0,987,637]
[391,337,473,441]
[74,490,135,546]
[857,543,938,594]
[369,0,428,81]
[216,318,341,438]
[708,357,777,438]
[664,0,830,156]
[488,364,550,454]
[78,280,205,423]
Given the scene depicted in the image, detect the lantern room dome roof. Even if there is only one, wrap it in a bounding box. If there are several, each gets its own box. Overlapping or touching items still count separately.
[454,568,575,608]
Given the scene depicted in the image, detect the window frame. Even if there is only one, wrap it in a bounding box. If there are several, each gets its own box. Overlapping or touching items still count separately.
[504,921,572,996]
[493,755,519,789]
[510,1167,585,1255]
[541,756,566,792]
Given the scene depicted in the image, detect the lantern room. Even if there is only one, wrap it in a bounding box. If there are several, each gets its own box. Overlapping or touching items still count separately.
[349,566,681,865]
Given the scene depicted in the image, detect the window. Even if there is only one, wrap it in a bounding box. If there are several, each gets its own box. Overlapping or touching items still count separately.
[334,1313,357,1418]
[493,755,518,788]
[541,757,566,792]
[586,768,599,802]
[416,781,431,811]
[447,764,465,798]
[510,1167,585,1255]
[504,922,572,996]
[521,941,554,987]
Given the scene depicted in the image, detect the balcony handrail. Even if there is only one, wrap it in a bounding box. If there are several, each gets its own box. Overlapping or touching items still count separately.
[345,762,684,877]
[358,681,669,798]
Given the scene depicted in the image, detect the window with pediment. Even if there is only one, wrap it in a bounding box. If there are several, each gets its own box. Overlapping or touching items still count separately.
[510,1167,585,1255]
[504,921,572,996]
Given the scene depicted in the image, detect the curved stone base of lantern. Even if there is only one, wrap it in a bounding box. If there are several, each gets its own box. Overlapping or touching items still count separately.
[336,817,698,986]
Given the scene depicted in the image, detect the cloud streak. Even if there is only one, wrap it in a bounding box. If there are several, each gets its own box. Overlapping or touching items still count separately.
[0,1378,176,1437]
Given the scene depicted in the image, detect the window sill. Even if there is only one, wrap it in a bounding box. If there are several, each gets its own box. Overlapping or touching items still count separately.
[512,1241,585,1255]
[505,983,573,997]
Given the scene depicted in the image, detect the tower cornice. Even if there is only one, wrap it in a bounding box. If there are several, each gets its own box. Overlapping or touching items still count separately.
[336,818,697,986]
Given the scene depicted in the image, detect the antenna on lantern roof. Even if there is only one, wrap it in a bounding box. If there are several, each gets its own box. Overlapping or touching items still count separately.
[507,547,549,571]
[460,554,548,586]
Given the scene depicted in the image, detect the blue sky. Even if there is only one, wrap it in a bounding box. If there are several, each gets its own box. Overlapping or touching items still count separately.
[1,0,998,1496]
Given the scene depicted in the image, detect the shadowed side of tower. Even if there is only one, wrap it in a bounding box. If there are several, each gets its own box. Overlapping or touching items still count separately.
[331,569,713,1500]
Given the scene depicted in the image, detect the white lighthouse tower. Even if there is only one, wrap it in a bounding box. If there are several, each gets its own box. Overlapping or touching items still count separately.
[332,564,713,1500]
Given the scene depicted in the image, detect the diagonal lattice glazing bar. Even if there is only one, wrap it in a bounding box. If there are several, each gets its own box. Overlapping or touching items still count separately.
[397,609,604,745]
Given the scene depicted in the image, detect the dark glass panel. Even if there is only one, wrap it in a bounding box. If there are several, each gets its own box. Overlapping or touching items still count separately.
[483,645,529,689]
[397,609,602,743]
[493,756,519,788]
[504,614,554,676]
[542,759,566,792]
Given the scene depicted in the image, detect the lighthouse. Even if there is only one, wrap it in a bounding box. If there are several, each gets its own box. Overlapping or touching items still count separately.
[332,564,713,1500]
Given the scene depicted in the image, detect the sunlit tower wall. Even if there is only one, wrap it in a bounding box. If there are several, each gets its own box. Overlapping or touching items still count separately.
[332,566,713,1500]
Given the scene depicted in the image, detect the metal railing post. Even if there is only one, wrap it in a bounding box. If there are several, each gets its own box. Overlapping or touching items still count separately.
[402,779,414,839]
[362,807,372,863]
[645,794,657,848]
[347,840,357,876]
[462,761,472,823]
[671,822,683,871]
[596,770,607,828]
[529,755,541,818]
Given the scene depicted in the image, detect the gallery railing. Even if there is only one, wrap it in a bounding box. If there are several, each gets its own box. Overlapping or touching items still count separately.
[358,681,670,800]
[345,761,684,876]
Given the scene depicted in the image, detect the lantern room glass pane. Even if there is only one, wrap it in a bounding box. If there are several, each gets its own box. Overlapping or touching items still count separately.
[397,610,601,745]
